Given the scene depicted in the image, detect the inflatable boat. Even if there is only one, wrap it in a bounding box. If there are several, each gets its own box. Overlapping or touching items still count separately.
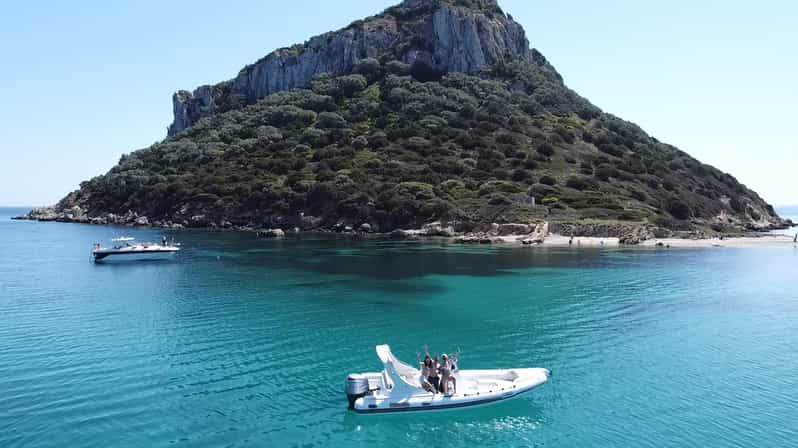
[345,345,550,414]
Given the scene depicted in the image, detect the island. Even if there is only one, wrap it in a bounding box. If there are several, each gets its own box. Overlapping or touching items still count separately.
[16,0,793,246]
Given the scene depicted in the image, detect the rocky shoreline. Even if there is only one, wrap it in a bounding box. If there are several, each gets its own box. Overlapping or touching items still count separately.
[13,206,794,246]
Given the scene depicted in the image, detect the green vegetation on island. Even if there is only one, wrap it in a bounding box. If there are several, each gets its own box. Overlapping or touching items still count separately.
[64,58,781,232]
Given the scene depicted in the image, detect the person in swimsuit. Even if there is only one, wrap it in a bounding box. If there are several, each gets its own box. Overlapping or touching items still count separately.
[428,356,440,393]
[419,356,435,393]
[439,354,455,395]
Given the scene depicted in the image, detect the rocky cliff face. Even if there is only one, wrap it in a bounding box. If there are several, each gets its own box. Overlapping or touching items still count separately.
[167,0,542,135]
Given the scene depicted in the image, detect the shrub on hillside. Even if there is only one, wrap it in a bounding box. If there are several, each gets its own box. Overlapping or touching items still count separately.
[311,74,368,99]
[528,184,559,201]
[511,169,533,182]
[594,164,618,181]
[536,142,555,157]
[666,198,692,220]
[565,176,596,191]
[539,175,557,186]
[541,196,560,205]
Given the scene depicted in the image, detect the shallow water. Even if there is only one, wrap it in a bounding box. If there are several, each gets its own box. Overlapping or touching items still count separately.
[770,205,797,236]
[1,207,797,447]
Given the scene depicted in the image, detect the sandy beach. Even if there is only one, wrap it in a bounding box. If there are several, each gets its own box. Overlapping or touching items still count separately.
[493,233,798,249]
[638,235,798,249]
[494,234,622,247]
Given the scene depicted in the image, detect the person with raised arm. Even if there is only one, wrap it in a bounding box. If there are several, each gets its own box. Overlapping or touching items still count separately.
[419,355,435,393]
[421,345,440,393]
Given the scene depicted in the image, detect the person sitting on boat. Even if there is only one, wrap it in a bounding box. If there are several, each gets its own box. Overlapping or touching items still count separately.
[419,356,436,393]
[430,355,441,393]
[421,346,441,393]
[439,354,456,395]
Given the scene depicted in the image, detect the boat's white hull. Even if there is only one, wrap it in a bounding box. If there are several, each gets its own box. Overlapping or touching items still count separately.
[93,249,178,263]
[351,367,550,415]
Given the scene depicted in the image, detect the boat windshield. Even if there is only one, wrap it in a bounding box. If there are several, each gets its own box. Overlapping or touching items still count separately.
[111,237,136,249]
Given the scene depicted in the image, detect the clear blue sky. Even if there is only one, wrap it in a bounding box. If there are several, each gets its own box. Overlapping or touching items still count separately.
[1,0,796,206]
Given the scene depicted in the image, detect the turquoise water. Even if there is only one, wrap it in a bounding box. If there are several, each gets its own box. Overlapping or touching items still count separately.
[779,205,798,228]
[772,206,797,236]
[1,207,797,447]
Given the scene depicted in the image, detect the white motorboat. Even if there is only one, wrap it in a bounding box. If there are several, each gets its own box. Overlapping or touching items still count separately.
[345,345,550,414]
[92,237,179,263]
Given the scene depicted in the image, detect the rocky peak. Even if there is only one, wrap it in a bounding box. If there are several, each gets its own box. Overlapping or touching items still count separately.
[167,0,535,136]
[399,0,502,13]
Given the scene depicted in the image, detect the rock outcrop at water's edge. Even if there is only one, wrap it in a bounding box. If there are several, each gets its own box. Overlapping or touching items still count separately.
[14,206,795,246]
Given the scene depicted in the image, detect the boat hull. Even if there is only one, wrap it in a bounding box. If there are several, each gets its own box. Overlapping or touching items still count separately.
[351,368,550,415]
[93,250,178,263]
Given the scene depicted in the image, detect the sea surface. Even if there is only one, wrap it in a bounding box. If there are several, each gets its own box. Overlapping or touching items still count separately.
[1,206,797,447]
[776,205,798,230]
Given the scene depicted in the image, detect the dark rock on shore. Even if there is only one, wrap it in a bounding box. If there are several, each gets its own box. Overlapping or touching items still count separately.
[422,222,456,237]
[457,233,502,244]
[257,228,286,238]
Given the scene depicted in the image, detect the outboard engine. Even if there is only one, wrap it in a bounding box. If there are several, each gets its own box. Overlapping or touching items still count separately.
[345,374,369,409]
